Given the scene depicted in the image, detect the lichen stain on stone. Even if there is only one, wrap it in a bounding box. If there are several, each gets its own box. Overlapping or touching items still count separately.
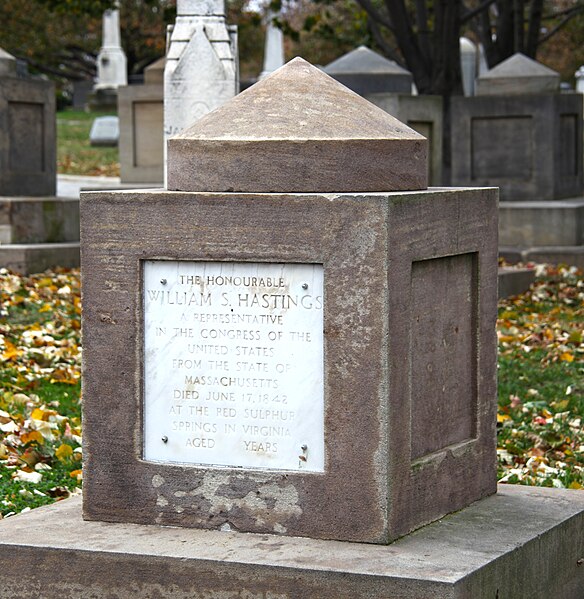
[189,473,302,530]
[152,474,165,488]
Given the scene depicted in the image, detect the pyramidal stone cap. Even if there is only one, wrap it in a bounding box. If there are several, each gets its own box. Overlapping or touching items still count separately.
[0,47,17,76]
[167,57,427,193]
[476,52,560,95]
[324,45,411,76]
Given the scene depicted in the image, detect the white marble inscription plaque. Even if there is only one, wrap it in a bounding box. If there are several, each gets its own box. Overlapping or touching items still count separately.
[143,261,324,472]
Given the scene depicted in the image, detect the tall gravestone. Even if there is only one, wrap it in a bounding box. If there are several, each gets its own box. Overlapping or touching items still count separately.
[82,58,498,543]
[1,58,583,599]
[95,6,127,90]
[89,6,127,111]
[451,53,584,266]
[259,12,284,79]
[164,0,237,145]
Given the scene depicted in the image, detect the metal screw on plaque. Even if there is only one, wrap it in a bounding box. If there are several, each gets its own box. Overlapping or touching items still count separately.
[299,444,308,462]
[160,279,167,285]
[302,283,308,290]
[161,436,168,443]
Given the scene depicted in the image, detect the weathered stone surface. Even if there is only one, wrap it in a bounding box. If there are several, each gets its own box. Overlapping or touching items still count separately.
[1,486,583,598]
[118,85,164,183]
[0,75,56,196]
[476,53,560,96]
[80,185,496,543]
[324,45,413,95]
[167,58,427,193]
[451,93,583,201]
[367,93,443,185]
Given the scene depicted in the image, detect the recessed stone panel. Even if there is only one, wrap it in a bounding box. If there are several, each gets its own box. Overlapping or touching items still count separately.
[410,253,477,460]
[559,114,578,177]
[471,116,533,181]
[134,101,164,168]
[8,102,44,173]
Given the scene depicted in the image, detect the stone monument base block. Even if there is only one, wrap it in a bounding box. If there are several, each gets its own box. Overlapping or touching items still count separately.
[499,198,584,247]
[0,485,582,599]
[0,242,80,274]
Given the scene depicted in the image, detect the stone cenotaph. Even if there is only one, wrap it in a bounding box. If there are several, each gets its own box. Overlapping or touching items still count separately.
[82,58,498,544]
[0,46,79,273]
[451,53,584,266]
[0,59,582,598]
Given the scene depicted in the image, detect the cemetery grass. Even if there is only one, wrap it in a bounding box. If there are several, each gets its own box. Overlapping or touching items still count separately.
[0,268,82,519]
[0,265,582,519]
[57,109,120,177]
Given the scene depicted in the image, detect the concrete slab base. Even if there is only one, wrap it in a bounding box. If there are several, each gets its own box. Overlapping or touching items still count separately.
[499,197,584,247]
[0,485,582,598]
[0,242,80,274]
[0,195,79,244]
[500,245,584,268]
[497,266,536,298]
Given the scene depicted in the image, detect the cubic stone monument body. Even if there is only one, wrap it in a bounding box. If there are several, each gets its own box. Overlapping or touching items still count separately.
[0,48,56,197]
[451,53,583,202]
[119,58,164,184]
[0,46,79,273]
[323,45,413,95]
[82,58,498,544]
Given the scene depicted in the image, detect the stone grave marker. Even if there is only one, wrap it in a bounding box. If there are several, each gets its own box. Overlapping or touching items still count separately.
[0,47,56,196]
[89,116,119,147]
[0,46,79,273]
[164,0,238,143]
[82,58,498,544]
[259,11,284,79]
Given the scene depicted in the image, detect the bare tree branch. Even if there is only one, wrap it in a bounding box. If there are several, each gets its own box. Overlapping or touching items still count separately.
[460,0,498,24]
[526,0,544,57]
[539,5,584,44]
[354,0,394,31]
[415,0,431,64]
[367,16,401,63]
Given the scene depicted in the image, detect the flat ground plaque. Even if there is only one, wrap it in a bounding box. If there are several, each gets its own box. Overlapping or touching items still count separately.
[143,260,325,472]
